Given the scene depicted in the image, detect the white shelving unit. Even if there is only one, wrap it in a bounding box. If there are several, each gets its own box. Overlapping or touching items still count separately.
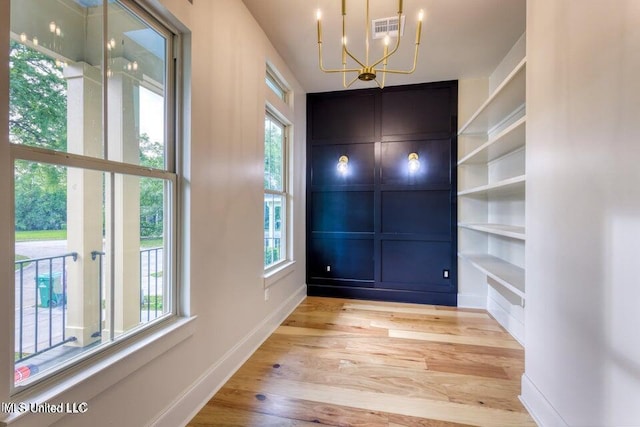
[457,35,526,344]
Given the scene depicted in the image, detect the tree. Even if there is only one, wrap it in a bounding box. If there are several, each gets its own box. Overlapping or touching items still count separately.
[10,40,166,238]
[10,41,68,231]
[139,134,164,238]
[264,117,283,190]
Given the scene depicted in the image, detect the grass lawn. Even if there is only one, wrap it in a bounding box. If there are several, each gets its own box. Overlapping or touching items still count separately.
[141,238,163,248]
[15,230,67,241]
[16,230,162,249]
[142,295,163,310]
[15,254,30,270]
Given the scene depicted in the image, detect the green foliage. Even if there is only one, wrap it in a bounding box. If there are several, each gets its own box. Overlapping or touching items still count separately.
[264,246,281,267]
[10,41,166,237]
[11,41,68,231]
[9,41,67,151]
[142,295,163,311]
[264,117,284,190]
[14,174,67,231]
[139,134,164,238]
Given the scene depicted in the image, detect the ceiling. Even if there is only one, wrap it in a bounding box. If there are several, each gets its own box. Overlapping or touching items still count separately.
[242,0,526,93]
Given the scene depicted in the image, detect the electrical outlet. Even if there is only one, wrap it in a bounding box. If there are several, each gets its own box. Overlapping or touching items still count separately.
[326,265,331,272]
[443,269,450,279]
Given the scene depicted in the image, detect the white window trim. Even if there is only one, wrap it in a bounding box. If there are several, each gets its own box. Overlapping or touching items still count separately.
[263,63,294,285]
[266,64,290,105]
[2,316,196,426]
[264,260,296,289]
[263,111,289,271]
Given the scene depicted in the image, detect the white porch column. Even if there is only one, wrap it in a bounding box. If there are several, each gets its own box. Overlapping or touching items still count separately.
[64,62,103,347]
[104,62,141,337]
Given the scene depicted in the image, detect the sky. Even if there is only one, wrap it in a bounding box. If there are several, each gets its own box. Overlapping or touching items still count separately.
[139,85,164,145]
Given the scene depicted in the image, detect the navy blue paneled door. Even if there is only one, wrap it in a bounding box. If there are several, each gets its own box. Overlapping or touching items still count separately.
[306,81,458,306]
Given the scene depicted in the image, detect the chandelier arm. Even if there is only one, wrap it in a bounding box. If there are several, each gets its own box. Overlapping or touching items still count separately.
[342,15,366,68]
[375,43,419,74]
[381,63,387,88]
[343,45,366,69]
[344,74,360,89]
[318,41,361,73]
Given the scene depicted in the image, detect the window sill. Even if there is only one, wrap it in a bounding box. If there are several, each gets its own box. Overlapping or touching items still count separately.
[2,315,197,427]
[264,260,296,289]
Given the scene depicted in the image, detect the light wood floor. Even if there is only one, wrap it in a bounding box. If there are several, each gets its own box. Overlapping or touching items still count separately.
[188,297,535,426]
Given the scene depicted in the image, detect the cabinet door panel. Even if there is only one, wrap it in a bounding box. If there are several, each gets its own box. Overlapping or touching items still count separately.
[381,140,451,186]
[309,238,374,281]
[310,94,376,141]
[311,143,375,186]
[381,240,451,287]
[311,191,374,232]
[381,191,451,235]
[381,87,453,137]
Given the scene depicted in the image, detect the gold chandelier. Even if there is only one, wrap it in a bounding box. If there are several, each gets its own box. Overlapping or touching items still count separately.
[316,0,424,89]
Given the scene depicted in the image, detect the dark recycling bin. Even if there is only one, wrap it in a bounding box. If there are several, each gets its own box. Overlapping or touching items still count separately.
[37,272,64,307]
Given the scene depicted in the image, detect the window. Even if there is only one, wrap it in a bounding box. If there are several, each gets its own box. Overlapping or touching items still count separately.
[266,69,287,103]
[10,0,179,390]
[264,112,288,268]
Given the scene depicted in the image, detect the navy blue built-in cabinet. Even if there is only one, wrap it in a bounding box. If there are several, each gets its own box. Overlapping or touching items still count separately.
[306,81,458,306]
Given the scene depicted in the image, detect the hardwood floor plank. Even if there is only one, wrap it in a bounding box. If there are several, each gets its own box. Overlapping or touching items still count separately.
[210,388,389,427]
[188,297,534,426]
[388,329,523,350]
[223,377,535,427]
[342,302,491,319]
[188,403,328,426]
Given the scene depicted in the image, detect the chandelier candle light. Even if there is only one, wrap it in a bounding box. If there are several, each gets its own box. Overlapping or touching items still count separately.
[317,0,424,88]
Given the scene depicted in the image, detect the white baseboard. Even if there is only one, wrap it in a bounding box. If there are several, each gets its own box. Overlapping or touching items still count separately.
[520,374,568,427]
[457,293,486,309]
[487,293,524,346]
[151,284,306,427]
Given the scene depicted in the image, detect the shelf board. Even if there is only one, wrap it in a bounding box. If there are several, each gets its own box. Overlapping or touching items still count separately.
[458,223,525,240]
[458,116,526,165]
[458,253,525,299]
[457,175,525,197]
[458,58,526,135]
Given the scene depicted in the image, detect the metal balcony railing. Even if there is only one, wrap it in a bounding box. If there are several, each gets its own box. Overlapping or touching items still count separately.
[14,252,78,363]
[14,247,164,364]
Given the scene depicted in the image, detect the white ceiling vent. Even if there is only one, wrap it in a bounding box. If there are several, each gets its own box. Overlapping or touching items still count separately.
[371,16,406,39]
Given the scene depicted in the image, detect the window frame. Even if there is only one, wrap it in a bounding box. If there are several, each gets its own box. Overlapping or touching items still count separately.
[8,0,185,396]
[266,68,288,104]
[263,110,289,271]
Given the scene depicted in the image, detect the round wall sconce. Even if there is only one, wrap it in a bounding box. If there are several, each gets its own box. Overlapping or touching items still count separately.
[408,152,420,173]
[337,155,349,175]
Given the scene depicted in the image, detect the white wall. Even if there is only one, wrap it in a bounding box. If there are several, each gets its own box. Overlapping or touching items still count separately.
[0,0,307,425]
[523,1,640,426]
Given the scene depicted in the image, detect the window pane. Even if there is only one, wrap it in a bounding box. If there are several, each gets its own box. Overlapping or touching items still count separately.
[138,176,169,323]
[13,162,172,386]
[266,72,286,101]
[9,0,103,157]
[264,116,284,191]
[264,194,285,267]
[104,173,171,336]
[14,160,105,386]
[107,1,168,168]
